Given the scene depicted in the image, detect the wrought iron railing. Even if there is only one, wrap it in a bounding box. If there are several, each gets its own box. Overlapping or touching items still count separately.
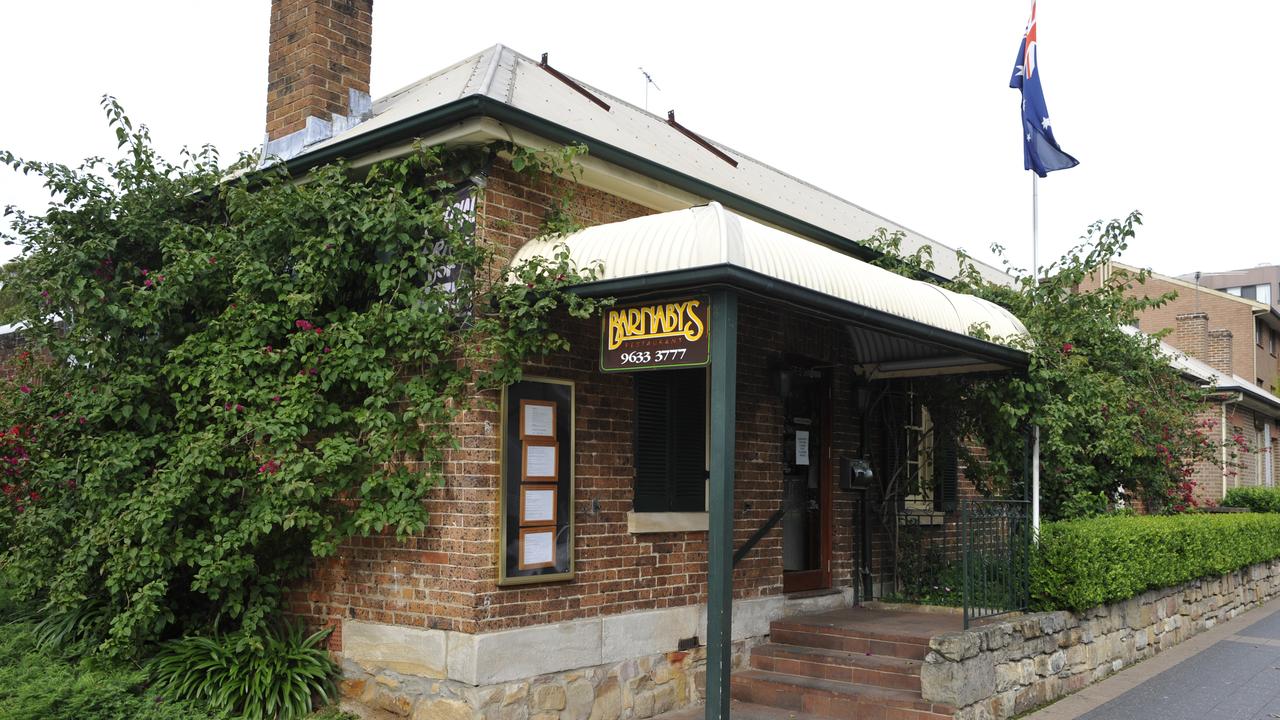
[960,498,1031,628]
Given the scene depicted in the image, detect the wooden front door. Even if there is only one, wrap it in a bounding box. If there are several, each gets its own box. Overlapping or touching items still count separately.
[781,367,833,593]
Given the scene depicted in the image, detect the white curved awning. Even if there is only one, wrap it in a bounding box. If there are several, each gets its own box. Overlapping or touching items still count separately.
[512,203,1029,369]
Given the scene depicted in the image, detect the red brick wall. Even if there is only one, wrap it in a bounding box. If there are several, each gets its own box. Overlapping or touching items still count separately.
[266,0,373,140]
[285,158,991,647]
[1079,270,1268,384]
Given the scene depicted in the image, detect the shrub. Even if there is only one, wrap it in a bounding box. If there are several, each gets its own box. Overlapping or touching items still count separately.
[0,620,217,720]
[1032,513,1280,611]
[0,102,601,654]
[1223,486,1280,513]
[148,623,338,720]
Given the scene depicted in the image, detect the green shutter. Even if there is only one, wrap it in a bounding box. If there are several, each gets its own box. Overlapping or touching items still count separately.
[934,421,958,513]
[670,369,708,512]
[634,372,671,512]
[633,369,707,513]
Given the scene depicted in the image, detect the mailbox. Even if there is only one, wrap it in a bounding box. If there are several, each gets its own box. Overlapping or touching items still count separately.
[839,457,874,492]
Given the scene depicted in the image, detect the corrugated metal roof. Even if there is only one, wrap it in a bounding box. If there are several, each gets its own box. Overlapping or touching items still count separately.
[1120,325,1280,410]
[298,44,1010,285]
[512,203,1028,351]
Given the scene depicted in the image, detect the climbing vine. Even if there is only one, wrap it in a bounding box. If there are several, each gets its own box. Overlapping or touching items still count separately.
[0,98,601,654]
[866,213,1221,518]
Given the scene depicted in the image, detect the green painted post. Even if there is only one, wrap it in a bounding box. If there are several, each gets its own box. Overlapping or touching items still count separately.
[705,288,738,720]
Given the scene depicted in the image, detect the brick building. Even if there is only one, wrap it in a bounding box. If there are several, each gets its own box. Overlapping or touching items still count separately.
[1081,264,1280,501]
[1130,322,1280,502]
[1084,262,1280,393]
[263,3,1033,718]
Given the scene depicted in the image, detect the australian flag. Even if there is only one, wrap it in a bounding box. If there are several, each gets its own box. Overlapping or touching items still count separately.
[1010,2,1078,176]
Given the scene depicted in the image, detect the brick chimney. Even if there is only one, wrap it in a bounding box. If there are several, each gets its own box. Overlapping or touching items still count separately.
[1207,329,1234,378]
[264,0,373,154]
[1175,312,1209,360]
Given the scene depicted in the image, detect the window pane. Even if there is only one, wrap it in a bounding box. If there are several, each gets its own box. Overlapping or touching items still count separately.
[1257,284,1272,306]
[1226,287,1243,296]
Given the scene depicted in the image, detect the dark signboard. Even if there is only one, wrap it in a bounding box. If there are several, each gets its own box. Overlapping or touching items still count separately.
[600,296,711,372]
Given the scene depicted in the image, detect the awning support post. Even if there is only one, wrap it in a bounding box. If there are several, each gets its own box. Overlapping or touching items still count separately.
[705,288,738,720]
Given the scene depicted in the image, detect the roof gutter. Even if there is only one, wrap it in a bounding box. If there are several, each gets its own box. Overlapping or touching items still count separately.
[1217,383,1280,416]
[567,263,1029,369]
[282,96,958,283]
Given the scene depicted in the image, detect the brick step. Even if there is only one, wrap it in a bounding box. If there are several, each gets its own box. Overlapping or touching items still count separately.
[769,622,932,660]
[750,642,924,692]
[731,670,955,720]
[650,700,832,719]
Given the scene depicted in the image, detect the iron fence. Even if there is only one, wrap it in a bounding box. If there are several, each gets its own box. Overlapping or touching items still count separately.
[961,498,1031,628]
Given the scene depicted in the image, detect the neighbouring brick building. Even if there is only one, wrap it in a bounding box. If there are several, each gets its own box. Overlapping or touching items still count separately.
[262,3,1034,718]
[1082,265,1280,502]
[1085,262,1280,393]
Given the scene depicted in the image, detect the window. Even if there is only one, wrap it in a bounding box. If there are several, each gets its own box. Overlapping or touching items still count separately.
[1259,319,1265,348]
[1258,283,1273,306]
[633,369,707,512]
[1226,286,1243,297]
[1271,328,1277,356]
[897,389,959,515]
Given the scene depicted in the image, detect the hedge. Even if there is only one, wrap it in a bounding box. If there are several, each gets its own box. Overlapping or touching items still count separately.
[1223,486,1280,513]
[1032,513,1280,611]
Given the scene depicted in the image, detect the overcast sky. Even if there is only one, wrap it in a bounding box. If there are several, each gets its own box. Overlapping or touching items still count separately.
[2,1,1276,279]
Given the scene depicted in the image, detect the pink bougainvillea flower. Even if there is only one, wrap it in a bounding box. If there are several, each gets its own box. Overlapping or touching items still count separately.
[144,279,153,287]
[263,345,273,353]
[19,386,30,394]
[294,319,314,331]
[272,395,281,404]
[234,404,244,413]
[208,256,216,264]
[77,417,86,425]
[323,347,331,354]
[1061,342,1074,354]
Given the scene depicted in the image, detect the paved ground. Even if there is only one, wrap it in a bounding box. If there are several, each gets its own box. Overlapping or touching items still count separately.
[1027,594,1280,719]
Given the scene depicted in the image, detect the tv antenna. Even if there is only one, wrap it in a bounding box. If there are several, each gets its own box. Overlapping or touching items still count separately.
[639,67,661,112]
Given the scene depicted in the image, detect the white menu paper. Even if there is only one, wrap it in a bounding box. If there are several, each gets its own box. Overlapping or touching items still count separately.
[525,444,557,479]
[523,403,555,437]
[522,530,555,566]
[523,487,556,523]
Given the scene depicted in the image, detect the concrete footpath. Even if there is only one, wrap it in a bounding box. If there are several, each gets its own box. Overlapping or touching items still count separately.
[1025,594,1280,719]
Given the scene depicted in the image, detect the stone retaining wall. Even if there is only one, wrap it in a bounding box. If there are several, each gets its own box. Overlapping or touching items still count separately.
[340,639,756,720]
[921,559,1280,719]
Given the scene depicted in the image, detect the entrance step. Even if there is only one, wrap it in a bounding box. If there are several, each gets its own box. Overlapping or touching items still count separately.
[652,700,831,719]
[768,618,933,660]
[750,642,923,692]
[731,670,955,720]
[731,606,965,719]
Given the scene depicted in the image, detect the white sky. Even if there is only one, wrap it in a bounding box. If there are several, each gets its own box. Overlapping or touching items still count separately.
[2,1,1276,279]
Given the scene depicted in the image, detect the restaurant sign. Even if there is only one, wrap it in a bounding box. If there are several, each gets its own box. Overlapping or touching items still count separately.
[601,296,711,372]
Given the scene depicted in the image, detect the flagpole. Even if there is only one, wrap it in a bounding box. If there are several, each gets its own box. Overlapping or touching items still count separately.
[1031,173,1041,537]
